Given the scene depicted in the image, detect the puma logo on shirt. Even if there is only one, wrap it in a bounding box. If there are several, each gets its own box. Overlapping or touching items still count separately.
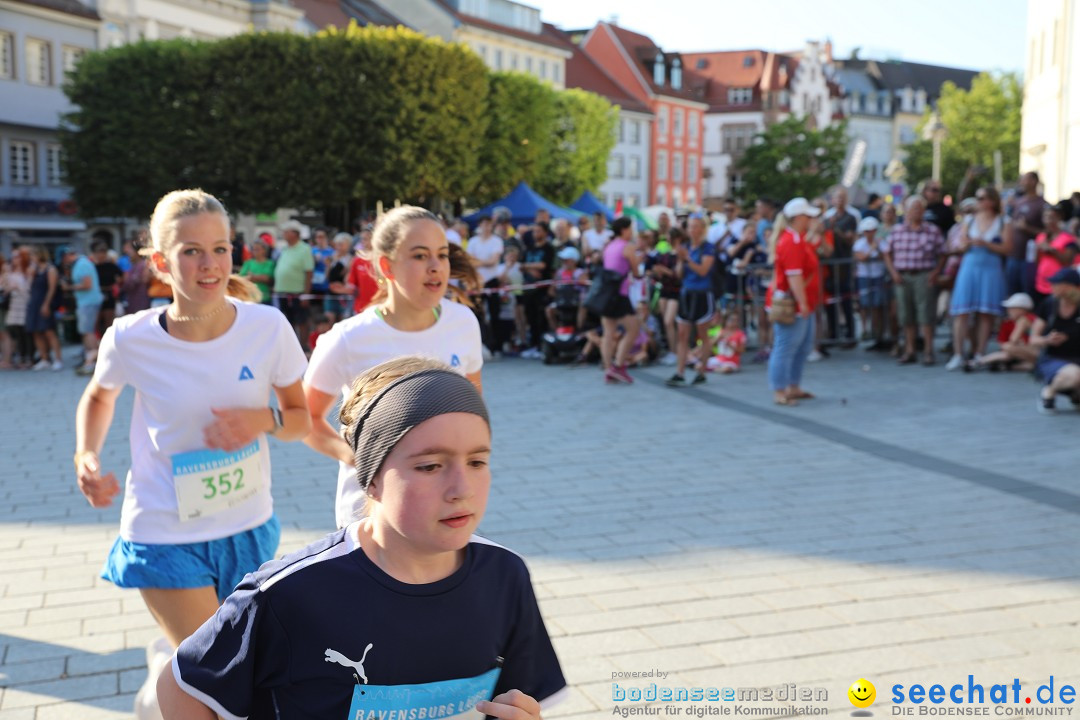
[325,644,373,684]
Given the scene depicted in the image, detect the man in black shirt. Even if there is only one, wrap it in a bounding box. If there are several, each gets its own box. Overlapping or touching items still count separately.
[92,241,122,334]
[920,179,955,237]
[1032,267,1080,413]
[519,222,556,357]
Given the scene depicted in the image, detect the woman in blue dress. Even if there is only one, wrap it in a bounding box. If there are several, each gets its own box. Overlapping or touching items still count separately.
[946,187,1010,370]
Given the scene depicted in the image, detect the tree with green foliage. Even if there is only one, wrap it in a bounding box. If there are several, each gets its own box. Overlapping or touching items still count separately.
[476,72,559,201]
[535,89,617,206]
[902,72,1023,198]
[738,115,848,203]
[61,27,613,218]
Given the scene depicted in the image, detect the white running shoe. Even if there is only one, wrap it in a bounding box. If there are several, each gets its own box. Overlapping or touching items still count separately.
[51,360,64,371]
[31,359,50,371]
[134,636,172,720]
[807,350,824,363]
[660,352,677,366]
[945,354,965,371]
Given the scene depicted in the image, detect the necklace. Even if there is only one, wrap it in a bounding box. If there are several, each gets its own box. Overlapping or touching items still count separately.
[167,301,230,323]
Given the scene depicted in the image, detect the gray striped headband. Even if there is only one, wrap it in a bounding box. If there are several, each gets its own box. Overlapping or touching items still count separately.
[349,369,490,491]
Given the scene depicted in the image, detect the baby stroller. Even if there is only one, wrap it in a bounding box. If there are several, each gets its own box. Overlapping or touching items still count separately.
[542,283,586,364]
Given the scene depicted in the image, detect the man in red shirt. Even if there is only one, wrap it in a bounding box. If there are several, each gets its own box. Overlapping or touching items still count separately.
[346,231,379,315]
[768,198,821,406]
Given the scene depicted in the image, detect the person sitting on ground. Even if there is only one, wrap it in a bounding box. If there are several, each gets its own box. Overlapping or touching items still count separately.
[705,310,747,374]
[1031,268,1080,414]
[158,357,565,720]
[971,293,1038,372]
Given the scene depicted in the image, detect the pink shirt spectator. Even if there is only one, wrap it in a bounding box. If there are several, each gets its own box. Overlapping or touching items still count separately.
[1034,231,1080,295]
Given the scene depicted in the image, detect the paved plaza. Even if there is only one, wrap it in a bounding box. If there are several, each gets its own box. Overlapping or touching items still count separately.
[1,344,1079,719]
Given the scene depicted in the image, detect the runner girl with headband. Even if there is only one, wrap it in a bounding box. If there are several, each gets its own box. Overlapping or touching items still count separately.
[73,189,311,716]
[159,356,565,720]
[303,206,483,528]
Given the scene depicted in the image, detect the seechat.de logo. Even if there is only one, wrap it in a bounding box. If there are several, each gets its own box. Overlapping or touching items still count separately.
[850,679,876,716]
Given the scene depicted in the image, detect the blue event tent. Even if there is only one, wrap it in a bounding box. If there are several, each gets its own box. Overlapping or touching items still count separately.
[570,190,614,222]
[463,182,581,228]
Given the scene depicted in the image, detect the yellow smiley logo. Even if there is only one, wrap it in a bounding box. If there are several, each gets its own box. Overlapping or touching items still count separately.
[848,679,876,709]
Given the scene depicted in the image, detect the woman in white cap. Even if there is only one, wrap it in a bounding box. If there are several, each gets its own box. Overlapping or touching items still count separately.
[767,198,821,405]
[853,216,888,349]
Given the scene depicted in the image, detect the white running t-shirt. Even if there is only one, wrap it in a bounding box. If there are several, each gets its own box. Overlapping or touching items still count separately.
[304,298,483,528]
[93,300,308,544]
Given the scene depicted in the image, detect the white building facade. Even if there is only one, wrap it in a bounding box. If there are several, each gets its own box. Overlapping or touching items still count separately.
[0,0,99,250]
[599,109,651,210]
[701,110,763,201]
[1021,0,1079,202]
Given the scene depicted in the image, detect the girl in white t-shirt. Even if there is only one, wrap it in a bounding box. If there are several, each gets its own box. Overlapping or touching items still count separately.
[304,206,484,528]
[74,189,311,717]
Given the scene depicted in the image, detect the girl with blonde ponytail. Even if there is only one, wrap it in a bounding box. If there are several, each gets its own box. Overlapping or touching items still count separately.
[73,189,312,719]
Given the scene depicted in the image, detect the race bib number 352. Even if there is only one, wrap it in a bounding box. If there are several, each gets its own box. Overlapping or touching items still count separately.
[171,440,263,522]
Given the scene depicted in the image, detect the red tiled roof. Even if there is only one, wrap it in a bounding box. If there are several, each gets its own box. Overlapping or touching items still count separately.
[553,25,651,114]
[681,50,766,111]
[603,23,706,104]
[293,0,350,29]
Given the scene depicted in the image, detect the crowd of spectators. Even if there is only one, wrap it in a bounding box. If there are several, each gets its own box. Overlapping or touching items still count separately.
[2,175,1079,412]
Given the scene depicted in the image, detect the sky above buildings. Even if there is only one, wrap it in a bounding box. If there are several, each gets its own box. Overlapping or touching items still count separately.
[537,0,1026,74]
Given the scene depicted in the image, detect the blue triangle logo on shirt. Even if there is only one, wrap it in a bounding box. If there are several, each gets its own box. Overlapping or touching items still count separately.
[238,365,255,381]
[450,354,461,368]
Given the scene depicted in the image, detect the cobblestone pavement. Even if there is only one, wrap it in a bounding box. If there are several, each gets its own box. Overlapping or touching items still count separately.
[1,344,1078,719]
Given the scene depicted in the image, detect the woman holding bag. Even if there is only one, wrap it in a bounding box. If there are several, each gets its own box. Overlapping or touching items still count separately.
[767,198,822,406]
[595,216,640,384]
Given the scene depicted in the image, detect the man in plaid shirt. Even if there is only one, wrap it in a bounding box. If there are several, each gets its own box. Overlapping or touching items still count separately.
[883,196,946,365]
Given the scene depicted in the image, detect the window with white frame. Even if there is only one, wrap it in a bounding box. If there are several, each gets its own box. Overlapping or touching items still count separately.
[525,56,533,73]
[553,63,560,83]
[658,106,668,136]
[722,124,756,153]
[10,141,36,185]
[688,155,697,182]
[672,153,683,182]
[655,184,667,206]
[727,87,753,105]
[672,187,682,208]
[46,144,65,185]
[656,150,667,180]
[510,53,518,70]
[62,46,86,74]
[1,32,14,80]
[689,112,698,140]
[539,59,547,79]
[673,108,684,137]
[629,155,641,179]
[630,120,641,144]
[610,154,624,179]
[628,193,640,208]
[618,118,625,143]
[26,38,51,86]
[494,49,503,70]
[731,173,746,194]
[687,187,697,207]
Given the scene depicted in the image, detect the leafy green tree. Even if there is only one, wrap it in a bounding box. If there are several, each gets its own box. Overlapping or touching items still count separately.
[61,40,215,218]
[738,115,848,203]
[476,72,559,200]
[535,88,617,205]
[902,72,1023,198]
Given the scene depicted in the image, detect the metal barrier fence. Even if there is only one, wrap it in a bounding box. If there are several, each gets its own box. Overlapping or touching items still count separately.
[714,256,885,351]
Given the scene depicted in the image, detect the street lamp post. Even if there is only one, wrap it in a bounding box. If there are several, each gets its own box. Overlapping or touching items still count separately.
[922,109,947,183]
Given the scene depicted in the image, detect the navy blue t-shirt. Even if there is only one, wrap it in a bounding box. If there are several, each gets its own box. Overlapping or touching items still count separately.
[173,526,566,720]
[681,241,716,293]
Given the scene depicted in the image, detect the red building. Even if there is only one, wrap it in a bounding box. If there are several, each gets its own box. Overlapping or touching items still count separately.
[580,22,708,209]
